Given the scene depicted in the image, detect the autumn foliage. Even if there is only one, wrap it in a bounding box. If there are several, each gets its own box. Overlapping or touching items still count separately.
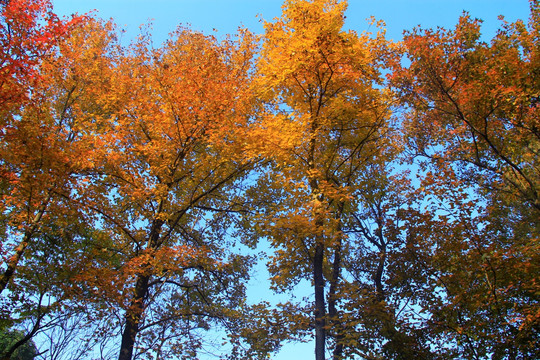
[0,0,538,359]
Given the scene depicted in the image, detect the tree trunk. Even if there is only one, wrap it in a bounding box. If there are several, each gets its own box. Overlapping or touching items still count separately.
[329,204,344,360]
[310,107,326,360]
[329,243,343,360]
[118,218,163,360]
[118,273,150,360]
[314,240,326,360]
[0,194,50,294]
[0,234,31,294]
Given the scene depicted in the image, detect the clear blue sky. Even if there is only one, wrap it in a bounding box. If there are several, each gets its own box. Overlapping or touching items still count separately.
[52,0,531,43]
[50,1,532,359]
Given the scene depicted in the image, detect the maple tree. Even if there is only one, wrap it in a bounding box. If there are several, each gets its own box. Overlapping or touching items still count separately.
[2,11,259,359]
[389,1,540,358]
[248,0,397,358]
[51,23,260,360]
[0,0,83,295]
[0,15,120,359]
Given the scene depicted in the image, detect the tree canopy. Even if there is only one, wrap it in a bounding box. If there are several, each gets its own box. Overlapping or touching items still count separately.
[0,0,538,359]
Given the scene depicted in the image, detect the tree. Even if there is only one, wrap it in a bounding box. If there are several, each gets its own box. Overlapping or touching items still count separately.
[2,9,263,358]
[390,2,540,357]
[54,25,259,360]
[0,0,83,294]
[0,15,116,359]
[250,0,395,358]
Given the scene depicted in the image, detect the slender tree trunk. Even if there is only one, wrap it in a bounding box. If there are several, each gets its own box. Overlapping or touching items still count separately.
[0,194,51,294]
[309,124,326,360]
[329,204,345,360]
[0,233,32,294]
[118,273,150,360]
[374,245,386,302]
[118,218,163,360]
[329,242,343,360]
[314,240,326,360]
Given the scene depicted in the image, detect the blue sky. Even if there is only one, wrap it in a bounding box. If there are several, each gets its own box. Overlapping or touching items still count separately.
[49,1,532,359]
[52,0,531,44]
